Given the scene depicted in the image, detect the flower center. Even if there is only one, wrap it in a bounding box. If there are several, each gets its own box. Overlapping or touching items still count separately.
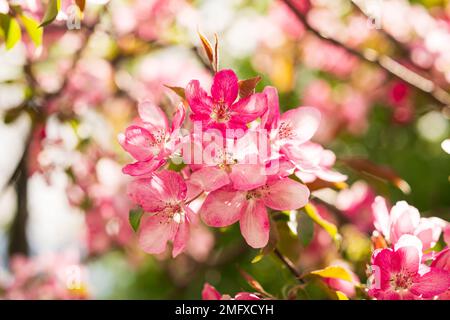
[278,121,295,139]
[159,203,185,224]
[390,271,414,291]
[211,101,231,123]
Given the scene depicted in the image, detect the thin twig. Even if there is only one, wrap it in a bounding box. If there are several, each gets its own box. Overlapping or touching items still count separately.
[274,248,305,284]
[282,0,450,108]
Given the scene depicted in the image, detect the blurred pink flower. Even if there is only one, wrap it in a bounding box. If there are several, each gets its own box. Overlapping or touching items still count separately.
[336,181,376,232]
[202,283,260,300]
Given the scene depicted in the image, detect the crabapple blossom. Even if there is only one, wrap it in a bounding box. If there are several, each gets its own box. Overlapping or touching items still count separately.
[127,170,197,257]
[372,197,447,250]
[367,235,450,300]
[119,102,185,176]
[185,69,267,134]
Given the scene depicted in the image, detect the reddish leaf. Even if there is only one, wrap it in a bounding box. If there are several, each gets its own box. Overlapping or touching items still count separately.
[238,76,261,99]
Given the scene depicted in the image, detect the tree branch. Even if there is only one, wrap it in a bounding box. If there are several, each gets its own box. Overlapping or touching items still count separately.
[274,248,305,284]
[282,0,450,107]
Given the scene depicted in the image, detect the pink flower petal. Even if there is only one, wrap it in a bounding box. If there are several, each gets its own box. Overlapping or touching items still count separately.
[411,268,450,298]
[172,220,190,258]
[430,248,450,271]
[279,106,321,145]
[127,178,167,212]
[189,166,230,192]
[390,201,421,243]
[185,80,213,115]
[122,158,165,176]
[229,164,267,191]
[202,283,222,300]
[211,69,238,106]
[262,178,310,211]
[261,86,280,130]
[372,196,390,240]
[239,200,270,248]
[230,93,267,123]
[138,214,176,255]
[138,101,169,131]
[171,103,186,132]
[119,125,158,161]
[153,170,187,203]
[234,292,261,300]
[200,188,246,227]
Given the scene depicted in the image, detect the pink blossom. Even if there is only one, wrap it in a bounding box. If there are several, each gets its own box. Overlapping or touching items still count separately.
[186,131,268,192]
[199,177,309,248]
[372,197,446,250]
[202,283,260,300]
[128,170,197,257]
[119,102,185,176]
[430,248,450,300]
[185,69,267,133]
[368,236,450,300]
[261,86,344,183]
[336,181,376,232]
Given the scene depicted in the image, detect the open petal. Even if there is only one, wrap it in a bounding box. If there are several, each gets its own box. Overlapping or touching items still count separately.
[122,158,165,177]
[172,220,190,258]
[119,126,158,161]
[279,107,321,145]
[230,164,267,191]
[185,80,213,115]
[261,86,280,130]
[189,166,230,192]
[372,196,391,240]
[239,200,270,248]
[211,69,238,106]
[395,246,420,274]
[138,101,169,131]
[171,103,186,132]
[127,178,167,212]
[152,170,187,203]
[411,268,450,298]
[262,178,310,211]
[390,201,421,243]
[200,188,246,227]
[230,93,267,123]
[138,214,176,255]
[202,283,222,300]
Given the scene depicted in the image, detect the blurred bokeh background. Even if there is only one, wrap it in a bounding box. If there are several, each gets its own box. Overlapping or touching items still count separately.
[0,0,449,299]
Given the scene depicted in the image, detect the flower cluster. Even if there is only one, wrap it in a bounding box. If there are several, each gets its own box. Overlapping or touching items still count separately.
[119,69,344,256]
[367,197,450,300]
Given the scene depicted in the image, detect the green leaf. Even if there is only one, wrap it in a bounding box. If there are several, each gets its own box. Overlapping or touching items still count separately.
[39,0,61,27]
[310,266,354,282]
[297,210,314,246]
[168,159,186,172]
[0,14,22,49]
[19,14,42,47]
[129,208,144,232]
